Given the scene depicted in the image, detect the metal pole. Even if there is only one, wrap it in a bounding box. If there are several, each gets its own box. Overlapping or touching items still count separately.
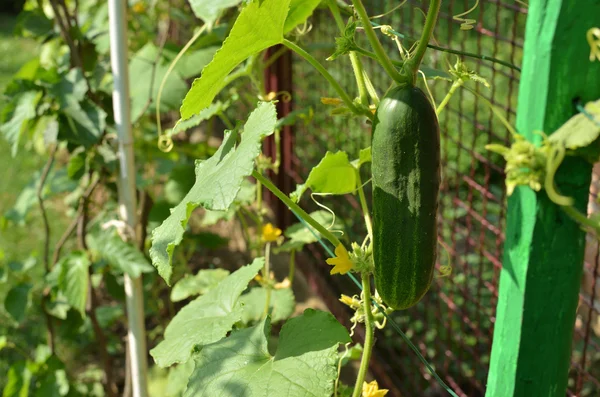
[107,1,149,396]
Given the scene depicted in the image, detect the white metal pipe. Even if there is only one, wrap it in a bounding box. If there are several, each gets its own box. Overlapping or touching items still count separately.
[107,1,149,396]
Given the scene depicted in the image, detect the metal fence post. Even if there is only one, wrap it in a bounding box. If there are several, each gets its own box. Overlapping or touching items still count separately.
[485,1,600,396]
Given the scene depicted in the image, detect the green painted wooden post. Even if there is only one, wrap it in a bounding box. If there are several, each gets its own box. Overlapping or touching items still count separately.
[485,1,600,396]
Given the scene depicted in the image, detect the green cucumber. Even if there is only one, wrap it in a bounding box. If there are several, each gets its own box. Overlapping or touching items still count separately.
[371,85,441,310]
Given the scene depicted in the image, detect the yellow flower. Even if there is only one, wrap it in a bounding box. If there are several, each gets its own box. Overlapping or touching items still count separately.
[262,223,282,242]
[362,380,389,397]
[132,2,146,13]
[339,294,354,306]
[326,244,353,275]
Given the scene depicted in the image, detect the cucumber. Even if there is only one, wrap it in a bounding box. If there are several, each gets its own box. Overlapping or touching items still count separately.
[371,85,440,310]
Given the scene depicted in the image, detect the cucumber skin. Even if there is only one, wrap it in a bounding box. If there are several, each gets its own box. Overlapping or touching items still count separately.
[371,85,441,310]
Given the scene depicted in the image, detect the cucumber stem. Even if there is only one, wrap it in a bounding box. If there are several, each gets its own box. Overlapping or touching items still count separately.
[404,0,442,85]
[436,79,464,115]
[351,274,376,397]
[252,170,342,248]
[351,0,405,84]
[356,169,373,240]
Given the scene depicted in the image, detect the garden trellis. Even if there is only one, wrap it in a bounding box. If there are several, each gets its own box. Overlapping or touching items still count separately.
[269,0,600,396]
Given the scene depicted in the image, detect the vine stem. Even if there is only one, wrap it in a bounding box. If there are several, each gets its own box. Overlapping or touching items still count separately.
[262,242,272,318]
[156,24,207,140]
[355,170,373,240]
[38,145,57,354]
[404,0,442,85]
[282,39,364,117]
[327,0,369,106]
[350,0,404,83]
[436,79,464,115]
[352,273,376,397]
[252,170,342,248]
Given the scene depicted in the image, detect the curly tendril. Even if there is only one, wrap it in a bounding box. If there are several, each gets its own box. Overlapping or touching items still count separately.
[453,0,479,30]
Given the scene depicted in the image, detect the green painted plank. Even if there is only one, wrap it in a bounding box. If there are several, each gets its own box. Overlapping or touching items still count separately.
[486,1,600,396]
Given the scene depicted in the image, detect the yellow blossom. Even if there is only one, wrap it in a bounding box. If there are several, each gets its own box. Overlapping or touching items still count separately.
[362,380,389,397]
[339,294,354,306]
[262,223,282,242]
[132,2,146,13]
[326,244,353,275]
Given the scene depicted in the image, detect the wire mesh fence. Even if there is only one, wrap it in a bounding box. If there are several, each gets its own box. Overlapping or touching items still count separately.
[268,1,600,395]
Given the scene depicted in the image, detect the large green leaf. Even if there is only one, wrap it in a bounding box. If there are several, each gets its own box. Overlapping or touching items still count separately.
[0,91,41,156]
[150,102,276,284]
[184,309,351,396]
[166,360,195,397]
[58,252,90,316]
[87,232,154,278]
[4,283,32,323]
[170,268,230,302]
[129,43,188,122]
[292,151,357,201]
[150,259,263,367]
[188,0,243,26]
[284,0,322,34]
[239,287,295,324]
[180,0,290,119]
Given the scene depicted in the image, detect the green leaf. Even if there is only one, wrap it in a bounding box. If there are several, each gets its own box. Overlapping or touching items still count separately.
[239,287,295,324]
[164,164,196,205]
[170,268,230,302]
[284,0,322,34]
[0,91,41,156]
[353,146,371,168]
[67,149,87,180]
[292,151,357,201]
[129,43,188,122]
[87,232,154,278]
[549,99,600,150]
[60,100,107,148]
[275,210,343,252]
[180,0,290,119]
[150,259,263,367]
[166,361,195,397]
[172,100,229,134]
[4,283,32,323]
[50,69,88,108]
[150,102,277,284]
[0,336,7,352]
[188,0,243,26]
[2,361,31,397]
[58,252,90,316]
[184,309,351,397]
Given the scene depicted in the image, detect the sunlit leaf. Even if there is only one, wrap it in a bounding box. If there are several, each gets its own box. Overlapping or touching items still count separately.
[150,102,276,284]
[58,251,90,316]
[239,287,295,324]
[284,0,321,34]
[292,151,357,201]
[170,268,230,302]
[180,0,289,119]
[184,309,351,397]
[150,259,263,367]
